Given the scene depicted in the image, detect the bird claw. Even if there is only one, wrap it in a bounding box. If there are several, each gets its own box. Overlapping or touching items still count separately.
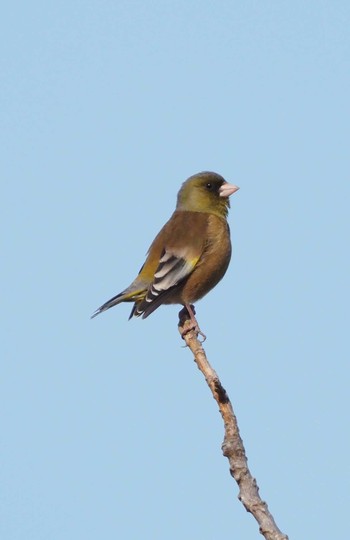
[178,304,206,342]
[181,324,206,342]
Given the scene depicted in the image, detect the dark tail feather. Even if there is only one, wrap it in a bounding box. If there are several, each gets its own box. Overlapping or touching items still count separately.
[90,292,124,319]
[128,303,138,320]
[133,288,176,319]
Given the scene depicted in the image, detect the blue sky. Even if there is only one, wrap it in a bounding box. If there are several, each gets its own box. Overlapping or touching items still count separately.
[1,1,349,538]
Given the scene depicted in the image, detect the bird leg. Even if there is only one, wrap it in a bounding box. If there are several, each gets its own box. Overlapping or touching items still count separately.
[178,304,206,342]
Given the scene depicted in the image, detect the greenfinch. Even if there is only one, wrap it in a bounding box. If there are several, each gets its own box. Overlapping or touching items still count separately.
[92,171,239,335]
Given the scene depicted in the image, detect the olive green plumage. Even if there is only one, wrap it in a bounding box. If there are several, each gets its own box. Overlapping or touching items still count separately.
[91,171,239,321]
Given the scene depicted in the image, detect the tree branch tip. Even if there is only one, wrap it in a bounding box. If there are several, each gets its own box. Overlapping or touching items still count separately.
[177,315,288,540]
[177,305,192,327]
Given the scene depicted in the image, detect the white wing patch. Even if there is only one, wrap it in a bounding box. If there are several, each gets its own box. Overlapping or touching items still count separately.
[152,250,194,292]
[134,249,198,314]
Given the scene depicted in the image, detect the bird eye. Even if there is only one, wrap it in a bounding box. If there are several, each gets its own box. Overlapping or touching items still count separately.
[206,183,212,190]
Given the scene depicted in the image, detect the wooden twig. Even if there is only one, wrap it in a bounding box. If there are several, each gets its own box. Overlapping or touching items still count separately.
[178,308,288,540]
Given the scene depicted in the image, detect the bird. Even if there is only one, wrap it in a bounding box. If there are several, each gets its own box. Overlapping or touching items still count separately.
[91,171,239,337]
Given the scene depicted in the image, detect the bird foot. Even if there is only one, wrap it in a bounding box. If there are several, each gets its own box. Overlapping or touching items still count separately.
[181,323,207,342]
[178,304,206,342]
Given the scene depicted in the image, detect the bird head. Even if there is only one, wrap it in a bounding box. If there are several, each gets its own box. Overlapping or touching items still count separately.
[176,172,239,219]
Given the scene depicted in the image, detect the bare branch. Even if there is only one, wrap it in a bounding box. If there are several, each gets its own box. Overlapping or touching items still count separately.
[178,309,288,540]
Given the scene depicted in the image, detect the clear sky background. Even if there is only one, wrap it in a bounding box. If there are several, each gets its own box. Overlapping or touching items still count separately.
[1,1,349,539]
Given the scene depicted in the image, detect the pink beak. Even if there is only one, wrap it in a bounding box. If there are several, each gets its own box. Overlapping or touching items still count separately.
[219,182,240,198]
